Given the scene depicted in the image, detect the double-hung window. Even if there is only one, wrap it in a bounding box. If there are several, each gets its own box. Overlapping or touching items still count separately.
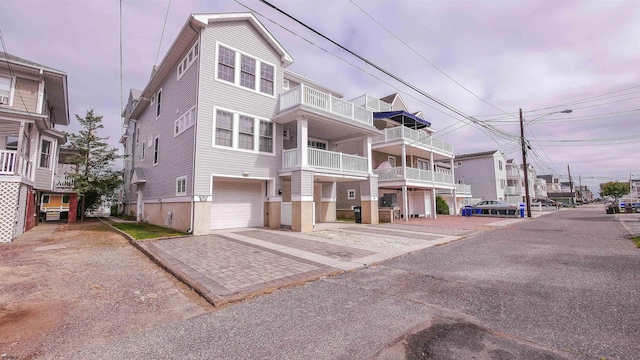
[176,176,187,196]
[141,141,146,161]
[238,115,254,150]
[153,136,159,165]
[0,76,13,105]
[417,159,429,171]
[216,43,276,97]
[240,55,256,89]
[155,89,162,118]
[259,120,273,152]
[39,138,52,169]
[215,110,233,147]
[218,46,235,83]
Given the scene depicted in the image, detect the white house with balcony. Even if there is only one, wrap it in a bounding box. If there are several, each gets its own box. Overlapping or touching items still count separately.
[454,150,507,203]
[337,93,458,220]
[0,52,69,242]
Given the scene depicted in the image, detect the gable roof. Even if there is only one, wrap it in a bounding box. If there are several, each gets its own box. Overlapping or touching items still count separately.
[455,150,501,160]
[0,51,65,74]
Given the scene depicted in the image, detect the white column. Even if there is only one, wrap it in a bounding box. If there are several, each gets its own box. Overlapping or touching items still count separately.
[450,157,457,216]
[296,118,308,167]
[402,185,409,222]
[363,136,372,173]
[431,188,437,219]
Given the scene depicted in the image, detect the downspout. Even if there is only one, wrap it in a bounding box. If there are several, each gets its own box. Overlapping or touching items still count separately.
[189,21,200,234]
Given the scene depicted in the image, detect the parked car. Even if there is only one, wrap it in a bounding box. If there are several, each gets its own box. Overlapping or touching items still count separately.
[473,200,517,210]
[534,198,562,207]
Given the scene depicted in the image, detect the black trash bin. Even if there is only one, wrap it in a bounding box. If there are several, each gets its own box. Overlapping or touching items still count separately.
[606,206,614,214]
[353,206,362,223]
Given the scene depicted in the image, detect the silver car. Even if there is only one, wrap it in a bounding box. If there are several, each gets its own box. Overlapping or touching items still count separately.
[472,200,518,215]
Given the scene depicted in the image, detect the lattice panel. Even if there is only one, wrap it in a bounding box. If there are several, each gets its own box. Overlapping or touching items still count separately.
[13,184,28,239]
[0,182,19,243]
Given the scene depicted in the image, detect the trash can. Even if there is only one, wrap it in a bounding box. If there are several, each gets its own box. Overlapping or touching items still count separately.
[464,206,473,217]
[606,206,614,214]
[519,203,525,218]
[353,206,362,223]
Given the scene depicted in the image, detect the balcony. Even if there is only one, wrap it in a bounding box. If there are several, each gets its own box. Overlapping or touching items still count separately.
[0,150,33,179]
[279,84,373,127]
[351,94,392,112]
[282,148,368,174]
[506,169,522,178]
[372,126,453,156]
[505,186,522,196]
[373,166,454,186]
[456,183,472,195]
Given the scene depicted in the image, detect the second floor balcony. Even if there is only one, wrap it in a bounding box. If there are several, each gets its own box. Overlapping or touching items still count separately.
[373,166,454,188]
[505,186,522,196]
[0,149,33,180]
[282,148,368,174]
[278,84,374,127]
[372,126,453,157]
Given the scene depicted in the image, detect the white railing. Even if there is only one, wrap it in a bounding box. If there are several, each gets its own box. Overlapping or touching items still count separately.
[0,150,32,178]
[279,84,373,126]
[281,147,368,173]
[282,148,297,169]
[456,184,472,194]
[506,169,522,177]
[371,126,454,156]
[351,94,392,112]
[505,186,521,196]
[374,166,455,185]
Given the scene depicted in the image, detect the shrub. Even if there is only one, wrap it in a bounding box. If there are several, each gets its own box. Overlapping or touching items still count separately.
[436,196,450,215]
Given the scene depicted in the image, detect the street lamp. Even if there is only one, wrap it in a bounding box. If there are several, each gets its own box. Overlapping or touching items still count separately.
[520,109,573,217]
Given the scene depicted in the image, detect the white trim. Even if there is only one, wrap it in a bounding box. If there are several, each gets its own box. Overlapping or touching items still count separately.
[155,88,162,119]
[135,125,140,144]
[214,41,277,99]
[291,195,314,202]
[176,176,187,196]
[212,105,275,156]
[0,74,15,106]
[141,140,146,161]
[144,196,192,204]
[174,105,196,137]
[38,135,55,170]
[153,135,159,166]
[177,41,199,81]
[361,195,378,201]
[321,197,336,202]
[36,80,44,114]
[347,189,356,200]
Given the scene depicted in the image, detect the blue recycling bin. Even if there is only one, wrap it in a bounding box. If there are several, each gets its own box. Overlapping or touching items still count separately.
[464,206,473,217]
[519,203,525,218]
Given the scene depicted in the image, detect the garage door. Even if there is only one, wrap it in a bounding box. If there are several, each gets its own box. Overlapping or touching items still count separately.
[211,180,263,230]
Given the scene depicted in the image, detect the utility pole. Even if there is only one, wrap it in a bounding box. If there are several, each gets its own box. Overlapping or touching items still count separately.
[567,165,574,205]
[520,109,531,218]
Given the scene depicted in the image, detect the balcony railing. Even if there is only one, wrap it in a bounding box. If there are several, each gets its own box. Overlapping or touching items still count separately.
[373,166,454,185]
[505,186,522,196]
[279,84,373,126]
[282,148,368,173]
[351,94,393,112]
[506,169,522,177]
[372,126,453,155]
[456,184,471,194]
[0,150,33,178]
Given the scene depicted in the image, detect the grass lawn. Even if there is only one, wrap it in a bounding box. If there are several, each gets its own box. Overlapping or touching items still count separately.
[109,222,187,240]
[632,237,640,249]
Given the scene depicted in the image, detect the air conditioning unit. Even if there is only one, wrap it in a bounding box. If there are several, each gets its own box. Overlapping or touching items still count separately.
[0,96,9,105]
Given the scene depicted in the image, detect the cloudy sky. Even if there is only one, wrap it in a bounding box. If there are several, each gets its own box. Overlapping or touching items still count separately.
[2,0,638,194]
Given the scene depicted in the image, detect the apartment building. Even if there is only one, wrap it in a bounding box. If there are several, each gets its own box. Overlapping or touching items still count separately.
[454,150,507,202]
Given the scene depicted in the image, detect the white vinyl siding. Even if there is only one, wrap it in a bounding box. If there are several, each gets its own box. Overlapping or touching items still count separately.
[214,42,276,98]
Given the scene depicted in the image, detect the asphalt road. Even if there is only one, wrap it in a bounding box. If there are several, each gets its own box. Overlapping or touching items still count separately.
[77,205,639,359]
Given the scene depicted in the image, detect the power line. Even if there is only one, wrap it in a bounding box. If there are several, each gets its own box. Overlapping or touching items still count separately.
[0,27,33,117]
[347,0,516,120]
[155,0,172,66]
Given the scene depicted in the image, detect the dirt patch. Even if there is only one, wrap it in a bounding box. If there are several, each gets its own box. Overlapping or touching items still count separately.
[0,221,212,357]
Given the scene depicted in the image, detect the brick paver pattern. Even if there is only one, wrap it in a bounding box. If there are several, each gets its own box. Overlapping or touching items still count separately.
[237,230,376,260]
[152,235,322,294]
[343,226,442,240]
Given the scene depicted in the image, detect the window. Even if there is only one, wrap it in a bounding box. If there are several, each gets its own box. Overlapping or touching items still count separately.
[240,55,256,89]
[259,120,273,153]
[417,159,429,170]
[347,189,356,200]
[308,139,327,150]
[457,161,462,166]
[155,89,162,118]
[39,138,52,168]
[141,141,146,161]
[42,194,50,204]
[177,42,199,80]
[151,93,155,104]
[5,135,18,150]
[388,156,396,167]
[215,43,276,97]
[176,176,187,196]
[135,125,140,144]
[0,76,13,105]
[174,106,195,136]
[62,195,70,204]
[215,110,233,147]
[260,63,274,95]
[498,160,503,170]
[238,115,254,150]
[153,136,159,165]
[218,46,235,83]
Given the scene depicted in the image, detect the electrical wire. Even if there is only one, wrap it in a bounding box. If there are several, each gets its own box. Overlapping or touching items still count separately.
[0,27,33,117]
[155,0,172,66]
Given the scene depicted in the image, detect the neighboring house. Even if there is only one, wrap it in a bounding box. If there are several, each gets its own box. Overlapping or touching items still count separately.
[539,175,575,205]
[454,150,507,202]
[505,159,524,204]
[574,185,593,204]
[0,52,71,242]
[120,13,381,234]
[534,177,548,199]
[39,147,80,221]
[344,92,458,219]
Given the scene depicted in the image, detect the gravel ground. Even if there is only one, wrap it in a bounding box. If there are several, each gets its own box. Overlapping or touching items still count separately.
[0,221,210,358]
[309,229,426,249]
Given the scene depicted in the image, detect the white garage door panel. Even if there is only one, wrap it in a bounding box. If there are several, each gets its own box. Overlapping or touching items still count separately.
[211,181,263,230]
